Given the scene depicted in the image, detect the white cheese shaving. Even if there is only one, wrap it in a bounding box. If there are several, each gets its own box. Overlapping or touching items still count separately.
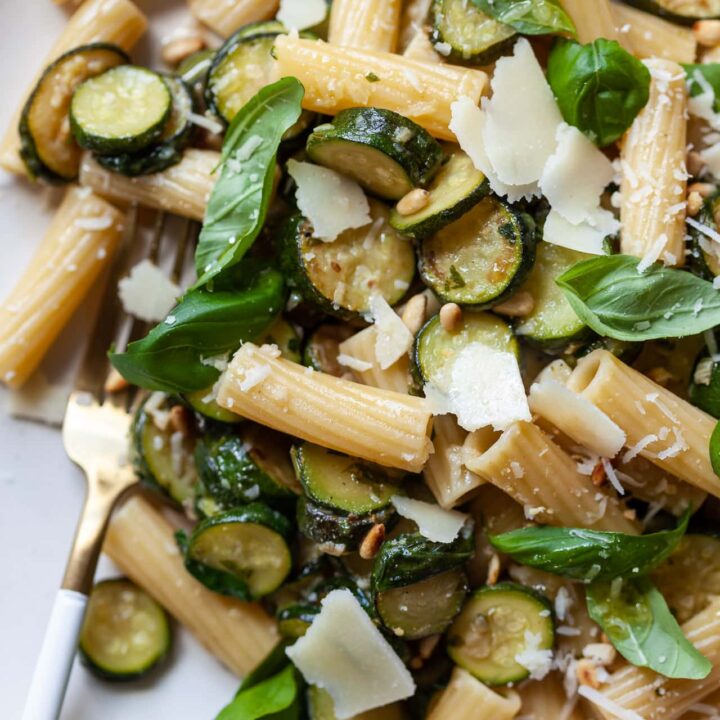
[577,686,645,720]
[514,631,553,680]
[238,364,271,391]
[637,233,669,273]
[287,160,371,241]
[118,260,180,323]
[286,589,415,719]
[187,111,224,135]
[74,214,115,231]
[687,216,720,245]
[369,294,414,370]
[336,353,373,372]
[554,587,572,622]
[277,0,327,30]
[542,208,618,256]
[602,458,625,496]
[391,496,468,543]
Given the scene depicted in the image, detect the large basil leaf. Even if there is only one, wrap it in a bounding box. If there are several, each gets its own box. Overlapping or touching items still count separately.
[110,267,284,393]
[587,577,712,680]
[547,39,650,147]
[194,77,304,286]
[489,511,689,582]
[216,665,301,720]
[473,0,575,36]
[556,254,720,341]
[684,63,720,111]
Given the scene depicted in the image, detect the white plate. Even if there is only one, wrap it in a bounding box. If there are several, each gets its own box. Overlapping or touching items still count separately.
[0,2,239,717]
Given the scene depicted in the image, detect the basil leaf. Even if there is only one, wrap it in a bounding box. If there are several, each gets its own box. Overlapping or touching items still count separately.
[556,254,720,341]
[587,577,712,680]
[110,267,284,393]
[683,63,720,112]
[547,38,650,147]
[194,77,304,287]
[216,665,300,720]
[238,642,293,693]
[711,420,720,476]
[473,0,576,36]
[490,510,690,582]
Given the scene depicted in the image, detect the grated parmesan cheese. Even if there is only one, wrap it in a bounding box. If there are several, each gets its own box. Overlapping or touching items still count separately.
[602,458,625,496]
[369,295,414,370]
[336,353,373,372]
[514,631,553,680]
[277,0,327,30]
[391,496,468,543]
[238,364,271,392]
[118,260,180,323]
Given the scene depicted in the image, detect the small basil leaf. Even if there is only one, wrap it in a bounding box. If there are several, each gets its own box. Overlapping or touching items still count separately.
[216,665,300,720]
[556,254,720,341]
[473,0,575,35]
[683,63,720,112]
[110,267,284,393]
[238,642,293,693]
[489,510,690,582]
[195,77,304,287]
[711,420,720,476]
[587,577,712,680]
[547,38,651,147]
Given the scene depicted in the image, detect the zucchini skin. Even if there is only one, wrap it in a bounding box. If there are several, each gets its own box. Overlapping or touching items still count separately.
[277,602,319,639]
[621,0,720,24]
[689,350,720,418]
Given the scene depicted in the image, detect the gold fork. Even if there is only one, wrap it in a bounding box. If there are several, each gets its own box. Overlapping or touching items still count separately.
[22,208,196,720]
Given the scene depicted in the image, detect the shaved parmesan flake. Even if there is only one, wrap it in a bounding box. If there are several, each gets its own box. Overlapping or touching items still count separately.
[238,364,270,391]
[336,353,373,372]
[700,141,720,180]
[637,233,669,273]
[687,216,720,245]
[514,631,553,680]
[539,124,614,224]
[287,160,371,241]
[286,589,415,719]
[425,343,530,432]
[118,260,180,323]
[542,209,617,256]
[391,496,468,543]
[578,686,644,720]
[602,458,625,495]
[74,214,115,231]
[277,0,327,30]
[370,295,414,370]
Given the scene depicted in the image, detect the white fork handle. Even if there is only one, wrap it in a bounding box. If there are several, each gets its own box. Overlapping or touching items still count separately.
[22,589,87,720]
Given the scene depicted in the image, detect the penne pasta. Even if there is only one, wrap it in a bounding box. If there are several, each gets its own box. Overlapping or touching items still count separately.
[620,58,688,267]
[272,34,487,141]
[464,421,639,533]
[187,0,279,37]
[0,0,147,176]
[427,667,521,720]
[559,0,631,50]
[680,688,720,719]
[79,150,218,221]
[519,672,586,720]
[328,0,403,52]
[0,187,124,388]
[216,343,433,473]
[105,495,279,677]
[402,29,442,64]
[567,350,720,498]
[398,0,433,52]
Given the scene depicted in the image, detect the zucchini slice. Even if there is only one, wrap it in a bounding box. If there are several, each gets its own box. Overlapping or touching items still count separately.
[447,583,555,685]
[390,146,489,239]
[291,443,399,514]
[71,66,172,154]
[418,196,535,307]
[306,108,443,200]
[79,579,171,680]
[302,323,355,376]
[96,76,195,177]
[413,312,518,387]
[177,49,216,107]
[181,505,293,600]
[307,686,408,720]
[185,387,243,424]
[281,200,416,319]
[376,568,468,640]
[278,603,319,639]
[514,242,590,352]
[689,350,720,417]
[19,43,128,182]
[430,0,516,65]
[622,0,720,24]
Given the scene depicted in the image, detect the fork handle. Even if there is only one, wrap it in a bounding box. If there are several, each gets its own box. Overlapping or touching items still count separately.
[22,589,87,720]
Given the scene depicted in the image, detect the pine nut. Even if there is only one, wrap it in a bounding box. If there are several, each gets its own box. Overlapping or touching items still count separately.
[162,35,205,66]
[439,302,462,332]
[401,293,428,335]
[104,368,129,394]
[492,291,534,318]
[694,20,720,47]
[583,643,617,666]
[169,404,192,438]
[396,188,430,216]
[687,190,704,217]
[359,523,385,559]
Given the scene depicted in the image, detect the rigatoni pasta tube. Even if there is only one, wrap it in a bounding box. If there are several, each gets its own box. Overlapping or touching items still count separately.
[591,599,720,720]
[80,150,218,221]
[105,495,279,677]
[398,0,433,52]
[519,673,586,720]
[403,30,442,64]
[464,421,638,533]
[0,0,147,176]
[0,187,124,388]
[620,58,688,266]
[187,0,278,38]
[272,35,487,141]
[567,350,720,498]
[559,0,630,50]
[427,667,520,720]
[216,343,433,472]
[328,0,402,52]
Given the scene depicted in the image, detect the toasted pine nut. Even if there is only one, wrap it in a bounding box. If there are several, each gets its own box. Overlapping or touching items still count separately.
[418,634,441,660]
[576,659,602,689]
[169,404,192,437]
[401,293,428,335]
[492,291,534,318]
[583,643,617,666]
[646,367,674,387]
[439,302,462,332]
[687,190,704,217]
[687,151,705,178]
[162,35,205,66]
[359,523,385,560]
[694,19,720,47]
[486,554,501,586]
[104,368,129,394]
[396,188,430,216]
[591,461,606,487]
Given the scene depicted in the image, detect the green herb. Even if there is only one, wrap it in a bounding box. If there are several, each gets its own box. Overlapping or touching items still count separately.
[683,63,720,112]
[216,665,301,720]
[547,38,650,147]
[110,267,284,393]
[556,254,720,341]
[711,420,720,476]
[489,510,690,582]
[195,77,304,287]
[447,265,466,289]
[587,577,712,680]
[472,0,575,36]
[365,72,380,82]
[238,642,293,693]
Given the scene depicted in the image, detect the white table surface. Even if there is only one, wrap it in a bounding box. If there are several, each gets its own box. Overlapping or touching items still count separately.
[0,2,239,717]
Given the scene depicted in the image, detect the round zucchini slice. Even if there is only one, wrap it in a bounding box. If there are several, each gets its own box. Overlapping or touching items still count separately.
[177,48,216,106]
[291,443,400,514]
[418,196,535,307]
[183,505,293,600]
[430,0,516,65]
[623,0,720,24]
[302,323,356,376]
[306,108,444,200]
[307,686,408,720]
[281,200,416,319]
[376,568,468,640]
[19,43,129,182]
[689,350,720,417]
[447,583,555,685]
[413,312,518,387]
[278,603,319,639]
[390,146,489,239]
[79,579,171,680]
[96,75,195,177]
[514,242,590,352]
[185,388,243,424]
[71,66,172,154]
